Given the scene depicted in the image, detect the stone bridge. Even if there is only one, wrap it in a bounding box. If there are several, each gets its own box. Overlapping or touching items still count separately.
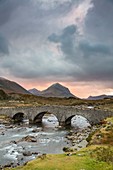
[0,105,113,126]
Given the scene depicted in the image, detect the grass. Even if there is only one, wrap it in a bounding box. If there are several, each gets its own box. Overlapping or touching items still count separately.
[9,153,113,170]
[88,117,113,146]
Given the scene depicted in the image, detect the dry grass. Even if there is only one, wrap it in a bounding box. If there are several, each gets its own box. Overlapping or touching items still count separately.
[0,93,113,108]
[87,117,113,146]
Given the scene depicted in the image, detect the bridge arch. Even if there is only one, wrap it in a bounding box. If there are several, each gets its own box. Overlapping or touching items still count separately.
[34,111,47,123]
[65,114,90,127]
[12,112,25,123]
[65,115,75,126]
[33,111,59,125]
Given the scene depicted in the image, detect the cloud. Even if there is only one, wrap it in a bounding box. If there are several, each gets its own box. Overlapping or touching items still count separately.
[48,24,77,61]
[0,0,27,26]
[1,45,77,80]
[85,0,113,42]
[0,35,9,56]
[0,0,113,96]
[79,41,111,57]
[48,23,113,82]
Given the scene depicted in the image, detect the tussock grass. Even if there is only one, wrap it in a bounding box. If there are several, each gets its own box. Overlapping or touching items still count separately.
[88,117,113,146]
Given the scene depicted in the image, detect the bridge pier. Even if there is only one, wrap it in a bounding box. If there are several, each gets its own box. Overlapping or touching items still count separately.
[59,121,66,127]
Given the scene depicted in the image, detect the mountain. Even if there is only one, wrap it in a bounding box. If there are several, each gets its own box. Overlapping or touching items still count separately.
[29,88,41,96]
[87,94,113,100]
[0,77,30,94]
[29,83,76,98]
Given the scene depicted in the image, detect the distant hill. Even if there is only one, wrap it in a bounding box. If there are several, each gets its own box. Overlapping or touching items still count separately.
[87,94,113,100]
[29,83,77,98]
[0,77,30,94]
[29,88,41,96]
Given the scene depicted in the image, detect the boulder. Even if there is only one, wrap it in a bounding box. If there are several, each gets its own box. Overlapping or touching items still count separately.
[19,135,37,142]
[32,128,41,133]
[23,151,32,156]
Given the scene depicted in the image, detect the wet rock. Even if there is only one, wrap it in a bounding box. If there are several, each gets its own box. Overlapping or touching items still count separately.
[32,152,39,155]
[10,140,17,144]
[78,145,82,148]
[23,151,32,156]
[7,125,14,128]
[72,143,75,146]
[19,135,37,142]
[32,128,41,133]
[66,153,72,156]
[3,162,14,168]
[67,131,73,136]
[23,161,28,166]
[38,153,46,160]
[66,135,74,140]
[1,132,5,135]
[63,147,74,152]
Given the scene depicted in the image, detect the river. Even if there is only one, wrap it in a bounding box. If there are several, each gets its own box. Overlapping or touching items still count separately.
[0,114,90,167]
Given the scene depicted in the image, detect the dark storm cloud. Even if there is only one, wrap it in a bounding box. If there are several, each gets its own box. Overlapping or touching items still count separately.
[79,41,111,58]
[0,0,82,80]
[0,0,113,88]
[0,35,9,55]
[0,0,78,27]
[48,24,77,61]
[48,22,113,82]
[0,0,80,44]
[0,0,27,26]
[85,0,113,41]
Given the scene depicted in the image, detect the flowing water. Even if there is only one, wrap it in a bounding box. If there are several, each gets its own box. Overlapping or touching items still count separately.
[0,114,90,167]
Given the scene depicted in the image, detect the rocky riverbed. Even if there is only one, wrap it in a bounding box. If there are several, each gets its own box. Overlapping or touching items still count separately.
[64,125,99,152]
[0,124,71,168]
[0,114,94,169]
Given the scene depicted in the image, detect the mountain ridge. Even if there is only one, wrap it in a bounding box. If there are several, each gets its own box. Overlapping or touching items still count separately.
[87,94,113,100]
[29,83,77,98]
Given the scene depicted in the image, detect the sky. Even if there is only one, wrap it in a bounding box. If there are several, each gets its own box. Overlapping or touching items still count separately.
[0,0,113,98]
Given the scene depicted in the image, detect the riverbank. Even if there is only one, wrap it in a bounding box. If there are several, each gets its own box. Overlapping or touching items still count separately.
[6,117,113,170]
[7,150,113,170]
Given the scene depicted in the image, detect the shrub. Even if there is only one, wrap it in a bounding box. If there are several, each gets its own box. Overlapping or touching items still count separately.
[90,147,113,164]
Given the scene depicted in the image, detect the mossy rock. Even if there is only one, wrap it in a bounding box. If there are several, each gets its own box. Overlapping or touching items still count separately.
[63,147,74,152]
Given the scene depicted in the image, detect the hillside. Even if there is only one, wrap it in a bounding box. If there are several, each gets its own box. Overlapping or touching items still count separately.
[0,77,30,94]
[0,89,9,100]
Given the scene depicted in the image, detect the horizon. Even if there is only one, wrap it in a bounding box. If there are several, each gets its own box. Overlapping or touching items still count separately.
[1,76,113,98]
[0,0,113,98]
